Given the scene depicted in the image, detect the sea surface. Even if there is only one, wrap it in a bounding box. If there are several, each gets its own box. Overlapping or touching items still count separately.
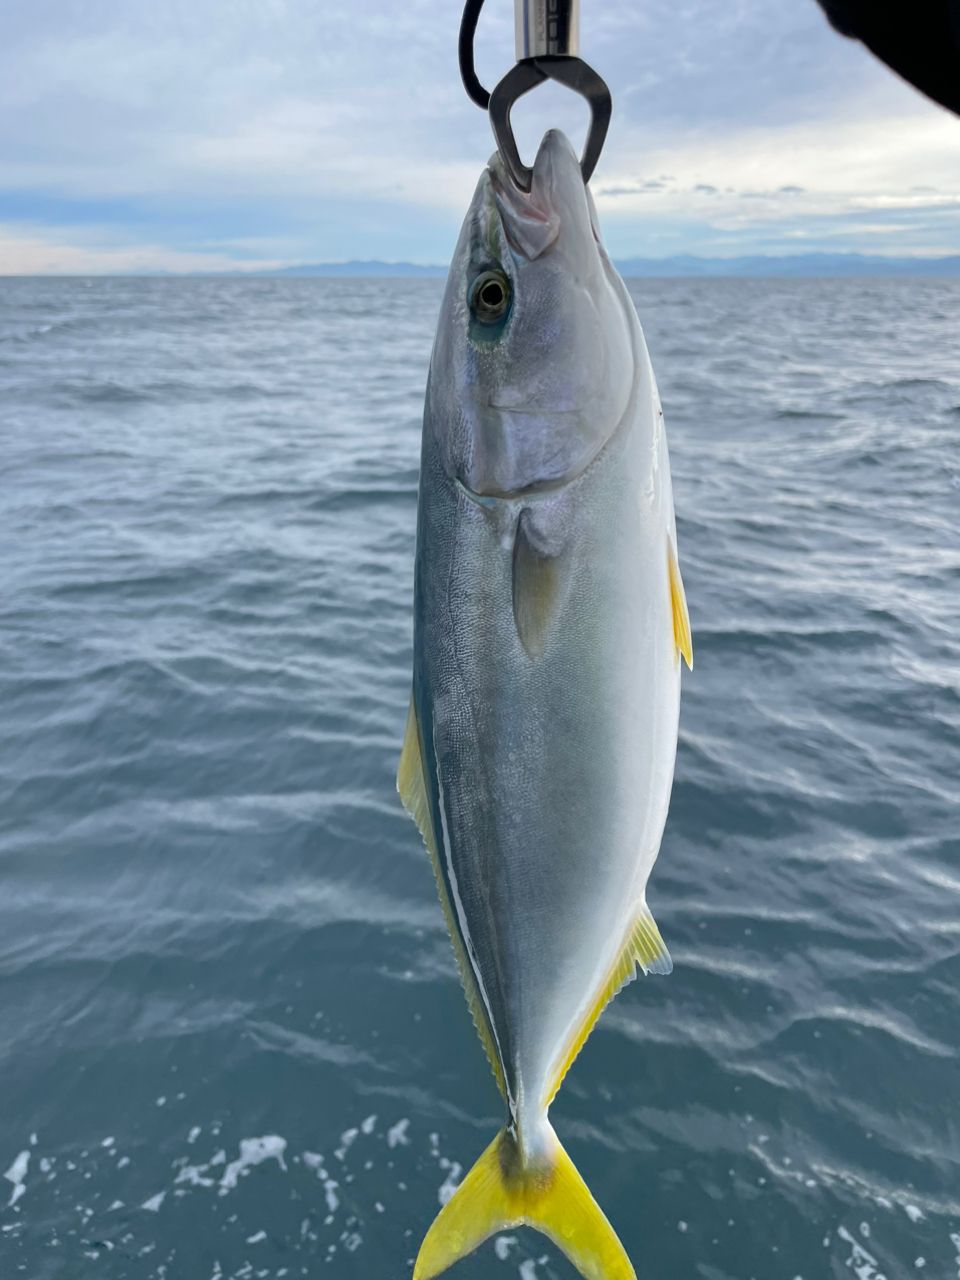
[1,275,958,1280]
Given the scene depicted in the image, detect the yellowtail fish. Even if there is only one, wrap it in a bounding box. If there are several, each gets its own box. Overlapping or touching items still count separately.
[398,129,692,1280]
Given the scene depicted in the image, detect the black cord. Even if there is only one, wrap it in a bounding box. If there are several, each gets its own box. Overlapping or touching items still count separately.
[459,0,491,109]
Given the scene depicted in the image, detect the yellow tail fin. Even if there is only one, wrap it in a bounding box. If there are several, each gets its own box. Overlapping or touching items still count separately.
[413,1125,636,1280]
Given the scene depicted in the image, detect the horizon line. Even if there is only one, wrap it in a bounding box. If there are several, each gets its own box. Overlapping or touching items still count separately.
[3,250,960,281]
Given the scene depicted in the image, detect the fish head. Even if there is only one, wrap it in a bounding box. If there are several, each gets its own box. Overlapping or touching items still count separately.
[428,129,635,499]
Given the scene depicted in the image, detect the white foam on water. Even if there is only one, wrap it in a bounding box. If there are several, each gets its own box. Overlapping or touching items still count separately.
[837,1226,887,1280]
[188,1126,202,1145]
[219,1137,288,1194]
[141,1192,166,1212]
[519,1261,538,1280]
[335,1128,358,1161]
[246,1230,266,1244]
[387,1119,410,1148]
[176,1161,216,1188]
[494,1235,518,1260]
[360,1115,377,1135]
[301,1149,339,1213]
[4,1150,30,1207]
[904,1204,925,1223]
[437,1159,462,1206]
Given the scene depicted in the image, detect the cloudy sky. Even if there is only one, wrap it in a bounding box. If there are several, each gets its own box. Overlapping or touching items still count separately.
[2,0,958,273]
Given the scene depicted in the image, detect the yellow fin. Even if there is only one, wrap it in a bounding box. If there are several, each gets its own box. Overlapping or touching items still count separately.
[668,536,693,670]
[397,698,435,850]
[544,902,672,1108]
[631,902,673,977]
[397,698,506,1099]
[414,1126,636,1280]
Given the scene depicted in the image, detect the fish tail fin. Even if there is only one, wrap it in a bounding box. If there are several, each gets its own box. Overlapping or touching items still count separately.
[413,1124,636,1280]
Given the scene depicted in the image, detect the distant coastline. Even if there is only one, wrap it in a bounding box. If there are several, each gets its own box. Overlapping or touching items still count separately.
[239,253,960,280]
[4,253,960,279]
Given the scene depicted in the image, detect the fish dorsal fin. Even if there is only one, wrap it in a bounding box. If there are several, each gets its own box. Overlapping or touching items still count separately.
[543,902,672,1109]
[513,513,565,659]
[397,698,507,1099]
[668,536,693,670]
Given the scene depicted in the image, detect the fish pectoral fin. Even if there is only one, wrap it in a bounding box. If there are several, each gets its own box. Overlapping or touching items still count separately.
[512,513,565,659]
[545,901,672,1108]
[414,1125,636,1280]
[396,697,507,1100]
[668,535,693,670]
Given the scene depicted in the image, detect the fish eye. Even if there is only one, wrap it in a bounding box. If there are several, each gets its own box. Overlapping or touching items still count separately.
[469,270,511,324]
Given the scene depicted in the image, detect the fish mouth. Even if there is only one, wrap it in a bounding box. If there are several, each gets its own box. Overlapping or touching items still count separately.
[489,130,594,262]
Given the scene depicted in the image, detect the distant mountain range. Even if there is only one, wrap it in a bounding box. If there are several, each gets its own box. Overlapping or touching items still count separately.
[265,260,446,278]
[251,253,960,279]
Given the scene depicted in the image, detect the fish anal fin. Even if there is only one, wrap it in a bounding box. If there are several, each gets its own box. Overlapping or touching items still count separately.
[397,698,507,1099]
[414,1125,635,1280]
[667,536,693,670]
[544,901,672,1108]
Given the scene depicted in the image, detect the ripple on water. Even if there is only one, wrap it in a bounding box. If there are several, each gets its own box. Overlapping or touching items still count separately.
[0,276,958,1278]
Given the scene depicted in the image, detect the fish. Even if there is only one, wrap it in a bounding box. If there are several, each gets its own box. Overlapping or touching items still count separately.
[398,128,692,1280]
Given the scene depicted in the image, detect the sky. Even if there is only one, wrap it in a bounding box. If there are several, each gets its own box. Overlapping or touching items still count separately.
[1,0,958,273]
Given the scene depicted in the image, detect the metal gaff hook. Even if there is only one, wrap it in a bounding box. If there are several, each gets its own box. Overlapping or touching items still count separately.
[458,0,612,192]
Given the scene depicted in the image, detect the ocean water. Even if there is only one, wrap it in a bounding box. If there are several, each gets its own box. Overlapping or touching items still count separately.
[1,274,958,1280]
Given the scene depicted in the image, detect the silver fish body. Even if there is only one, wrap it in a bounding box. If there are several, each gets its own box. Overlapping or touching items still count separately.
[401,129,691,1280]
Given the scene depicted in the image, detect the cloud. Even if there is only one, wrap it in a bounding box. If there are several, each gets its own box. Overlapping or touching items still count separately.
[0,0,958,270]
[595,178,671,197]
[0,225,285,275]
[592,108,960,256]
